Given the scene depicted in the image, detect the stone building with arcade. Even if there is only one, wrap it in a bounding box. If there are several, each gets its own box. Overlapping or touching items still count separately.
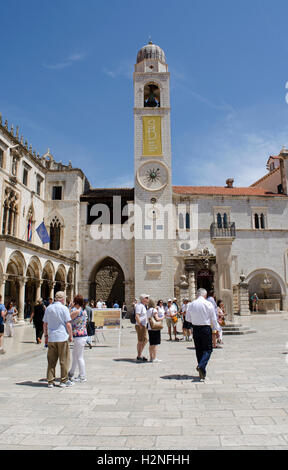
[1,41,288,321]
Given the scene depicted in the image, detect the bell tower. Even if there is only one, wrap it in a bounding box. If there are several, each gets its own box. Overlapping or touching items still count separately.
[134,41,174,300]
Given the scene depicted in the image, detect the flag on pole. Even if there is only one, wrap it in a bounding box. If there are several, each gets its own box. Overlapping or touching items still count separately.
[36,222,50,244]
[27,218,32,242]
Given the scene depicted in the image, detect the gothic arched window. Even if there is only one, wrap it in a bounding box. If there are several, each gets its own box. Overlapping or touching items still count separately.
[49,216,62,251]
[2,188,18,236]
[223,213,228,229]
[260,213,265,229]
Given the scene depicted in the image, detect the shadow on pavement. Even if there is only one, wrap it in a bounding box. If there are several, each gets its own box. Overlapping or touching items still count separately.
[16,381,48,388]
[160,374,200,382]
[113,358,141,364]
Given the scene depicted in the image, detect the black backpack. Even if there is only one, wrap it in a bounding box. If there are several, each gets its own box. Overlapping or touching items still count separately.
[130,308,136,324]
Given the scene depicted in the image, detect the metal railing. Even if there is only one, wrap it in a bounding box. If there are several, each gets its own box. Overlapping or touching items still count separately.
[210,222,236,239]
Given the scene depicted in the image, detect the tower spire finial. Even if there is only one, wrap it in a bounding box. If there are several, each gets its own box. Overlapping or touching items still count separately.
[148,35,153,45]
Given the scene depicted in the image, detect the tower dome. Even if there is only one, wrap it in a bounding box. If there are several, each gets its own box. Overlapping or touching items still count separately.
[136,41,166,64]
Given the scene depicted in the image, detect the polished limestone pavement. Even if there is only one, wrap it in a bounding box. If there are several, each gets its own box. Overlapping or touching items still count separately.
[0,315,288,450]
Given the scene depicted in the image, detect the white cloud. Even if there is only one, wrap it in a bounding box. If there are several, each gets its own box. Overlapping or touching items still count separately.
[177,109,288,187]
[43,52,86,70]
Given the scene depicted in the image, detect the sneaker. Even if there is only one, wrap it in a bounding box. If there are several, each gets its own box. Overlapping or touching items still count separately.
[141,356,148,362]
[198,368,206,381]
[59,380,75,388]
[151,358,162,363]
[136,356,142,362]
[47,383,55,388]
[73,376,87,383]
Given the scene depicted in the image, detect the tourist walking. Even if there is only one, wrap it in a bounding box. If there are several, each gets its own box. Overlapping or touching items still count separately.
[68,295,88,382]
[147,298,164,363]
[43,291,74,388]
[30,298,46,344]
[217,299,226,344]
[165,299,179,341]
[0,296,6,354]
[207,291,221,348]
[251,293,259,312]
[186,288,218,381]
[135,294,149,362]
[5,301,18,337]
[181,298,193,341]
[84,299,93,349]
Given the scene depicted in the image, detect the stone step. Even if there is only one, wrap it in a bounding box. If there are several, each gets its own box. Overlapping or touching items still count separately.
[222,323,256,335]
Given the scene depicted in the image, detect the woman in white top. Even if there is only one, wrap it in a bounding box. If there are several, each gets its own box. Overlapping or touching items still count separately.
[147,299,164,363]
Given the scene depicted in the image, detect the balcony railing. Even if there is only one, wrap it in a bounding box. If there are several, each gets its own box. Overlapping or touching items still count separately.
[210,222,236,240]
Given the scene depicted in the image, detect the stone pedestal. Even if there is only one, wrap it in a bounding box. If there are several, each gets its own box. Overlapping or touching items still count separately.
[238,281,251,316]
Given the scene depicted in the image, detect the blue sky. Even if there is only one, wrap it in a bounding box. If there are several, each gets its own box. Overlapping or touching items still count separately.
[1,0,288,187]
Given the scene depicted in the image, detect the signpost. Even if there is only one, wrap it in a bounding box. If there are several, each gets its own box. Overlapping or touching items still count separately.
[92,308,122,352]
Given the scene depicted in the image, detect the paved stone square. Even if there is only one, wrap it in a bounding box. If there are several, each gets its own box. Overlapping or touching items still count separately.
[1,315,288,450]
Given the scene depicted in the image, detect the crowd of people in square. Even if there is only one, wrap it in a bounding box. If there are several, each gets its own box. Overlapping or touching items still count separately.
[0,288,227,384]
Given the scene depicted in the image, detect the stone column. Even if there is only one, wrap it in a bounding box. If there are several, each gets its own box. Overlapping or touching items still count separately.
[49,281,56,300]
[212,240,234,323]
[35,280,43,303]
[0,275,7,300]
[238,276,251,316]
[18,277,27,324]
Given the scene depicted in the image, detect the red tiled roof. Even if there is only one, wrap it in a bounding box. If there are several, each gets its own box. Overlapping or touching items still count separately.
[173,186,283,197]
[250,167,280,187]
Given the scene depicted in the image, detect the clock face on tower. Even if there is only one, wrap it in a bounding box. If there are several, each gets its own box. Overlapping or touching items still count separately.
[136,160,169,192]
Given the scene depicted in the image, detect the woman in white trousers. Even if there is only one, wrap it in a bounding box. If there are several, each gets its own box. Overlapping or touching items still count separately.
[68,295,88,383]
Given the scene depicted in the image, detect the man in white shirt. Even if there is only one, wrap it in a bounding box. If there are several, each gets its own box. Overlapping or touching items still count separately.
[135,294,149,362]
[186,288,218,381]
[165,299,179,341]
[43,291,73,388]
[96,299,103,309]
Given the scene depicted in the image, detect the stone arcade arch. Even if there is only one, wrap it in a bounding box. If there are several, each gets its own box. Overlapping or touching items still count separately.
[89,257,125,307]
[41,260,55,300]
[5,250,26,307]
[25,256,41,308]
[246,268,286,312]
[54,264,67,296]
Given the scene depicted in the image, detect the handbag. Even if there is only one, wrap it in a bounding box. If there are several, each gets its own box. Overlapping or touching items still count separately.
[149,315,163,331]
[87,321,95,336]
[171,315,178,324]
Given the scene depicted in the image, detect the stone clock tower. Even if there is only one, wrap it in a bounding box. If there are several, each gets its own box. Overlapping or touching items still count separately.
[134,41,174,300]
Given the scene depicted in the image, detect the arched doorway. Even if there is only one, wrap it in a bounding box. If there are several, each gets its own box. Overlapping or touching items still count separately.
[90,257,125,307]
[197,269,214,293]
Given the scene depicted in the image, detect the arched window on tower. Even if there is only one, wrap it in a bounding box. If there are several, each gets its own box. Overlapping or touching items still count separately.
[260,213,265,229]
[49,216,62,251]
[144,83,160,107]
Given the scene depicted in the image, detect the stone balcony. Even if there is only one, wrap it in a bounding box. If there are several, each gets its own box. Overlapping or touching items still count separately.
[210,222,236,240]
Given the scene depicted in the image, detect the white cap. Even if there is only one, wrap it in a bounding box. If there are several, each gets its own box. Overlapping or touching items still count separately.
[167,298,172,302]
[140,294,149,301]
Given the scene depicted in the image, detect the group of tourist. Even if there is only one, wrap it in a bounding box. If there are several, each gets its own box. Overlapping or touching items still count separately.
[134,289,227,380]
[0,287,227,384]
